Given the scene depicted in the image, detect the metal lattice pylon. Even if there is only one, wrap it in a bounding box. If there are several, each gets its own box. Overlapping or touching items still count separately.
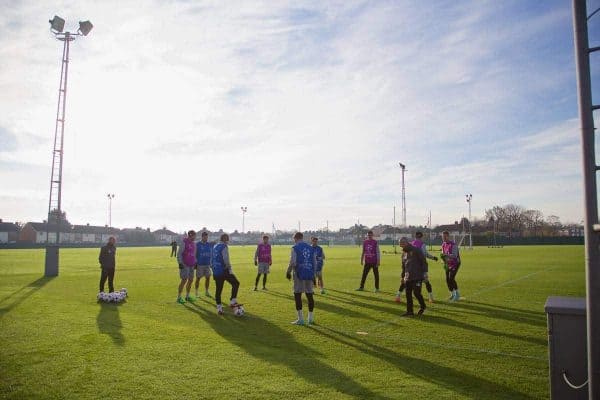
[572,1,599,397]
[46,33,73,245]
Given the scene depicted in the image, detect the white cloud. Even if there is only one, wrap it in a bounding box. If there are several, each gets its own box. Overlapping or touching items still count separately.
[0,1,584,232]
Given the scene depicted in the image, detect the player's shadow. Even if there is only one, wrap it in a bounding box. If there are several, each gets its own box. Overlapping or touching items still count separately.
[0,276,54,319]
[262,289,389,324]
[322,289,404,315]
[312,325,537,400]
[422,314,546,346]
[184,302,393,400]
[96,302,125,346]
[449,301,546,328]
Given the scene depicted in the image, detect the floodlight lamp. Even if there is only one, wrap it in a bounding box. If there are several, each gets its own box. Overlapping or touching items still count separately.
[49,15,65,33]
[399,162,405,169]
[78,20,93,36]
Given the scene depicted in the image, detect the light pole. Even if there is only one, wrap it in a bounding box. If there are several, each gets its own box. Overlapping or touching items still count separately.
[393,205,397,254]
[44,15,93,278]
[399,162,407,228]
[240,206,247,234]
[427,210,432,250]
[107,194,115,227]
[466,194,473,250]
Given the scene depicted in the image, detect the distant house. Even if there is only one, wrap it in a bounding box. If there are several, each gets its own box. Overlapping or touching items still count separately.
[19,222,74,244]
[433,222,462,235]
[19,222,119,244]
[71,224,120,244]
[0,220,19,243]
[121,227,154,243]
[153,228,179,244]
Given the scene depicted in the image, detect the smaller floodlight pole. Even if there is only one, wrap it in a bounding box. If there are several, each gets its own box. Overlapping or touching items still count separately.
[107,194,115,227]
[44,15,93,278]
[399,162,407,228]
[466,194,473,250]
[241,206,247,234]
[393,205,397,254]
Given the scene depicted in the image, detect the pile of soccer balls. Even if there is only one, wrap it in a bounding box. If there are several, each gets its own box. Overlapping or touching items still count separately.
[97,288,128,303]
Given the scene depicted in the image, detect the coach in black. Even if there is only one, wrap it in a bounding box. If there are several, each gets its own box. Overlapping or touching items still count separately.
[99,236,117,293]
[398,237,427,316]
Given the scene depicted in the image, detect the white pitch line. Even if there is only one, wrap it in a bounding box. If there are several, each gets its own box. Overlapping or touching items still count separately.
[342,266,557,362]
[468,266,559,298]
[351,328,546,361]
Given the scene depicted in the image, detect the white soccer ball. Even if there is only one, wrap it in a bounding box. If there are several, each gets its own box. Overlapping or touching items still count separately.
[97,292,104,302]
[120,288,128,297]
[114,292,123,302]
[100,292,110,302]
[234,306,245,317]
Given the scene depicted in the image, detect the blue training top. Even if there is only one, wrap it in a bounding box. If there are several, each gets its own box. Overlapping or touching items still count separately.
[293,241,315,280]
[211,242,226,277]
[313,245,324,272]
[196,241,212,266]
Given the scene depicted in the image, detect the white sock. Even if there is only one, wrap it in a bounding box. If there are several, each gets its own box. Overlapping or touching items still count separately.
[217,304,223,310]
[308,311,314,321]
[297,310,304,320]
[230,298,237,305]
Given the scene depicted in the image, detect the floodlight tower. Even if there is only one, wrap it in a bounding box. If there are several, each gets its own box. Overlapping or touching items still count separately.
[399,162,407,228]
[107,194,115,227]
[466,194,473,250]
[44,16,93,277]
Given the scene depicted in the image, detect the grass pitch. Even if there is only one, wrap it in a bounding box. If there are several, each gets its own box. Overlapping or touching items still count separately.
[0,245,585,399]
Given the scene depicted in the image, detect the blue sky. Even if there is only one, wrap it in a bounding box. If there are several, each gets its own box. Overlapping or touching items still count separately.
[0,0,598,233]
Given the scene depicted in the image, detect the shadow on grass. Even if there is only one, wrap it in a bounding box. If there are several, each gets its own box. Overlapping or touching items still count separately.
[184,302,394,400]
[97,302,125,346]
[321,289,404,315]
[422,314,546,346]
[312,325,538,400]
[0,276,54,319]
[262,289,390,323]
[450,301,546,327]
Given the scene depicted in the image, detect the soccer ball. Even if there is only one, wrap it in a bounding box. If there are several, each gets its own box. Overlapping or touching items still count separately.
[114,292,124,302]
[97,292,104,302]
[233,306,245,317]
[99,292,109,302]
[120,288,128,297]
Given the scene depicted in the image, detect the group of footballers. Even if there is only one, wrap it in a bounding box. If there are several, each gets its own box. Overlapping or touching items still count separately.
[173,228,461,323]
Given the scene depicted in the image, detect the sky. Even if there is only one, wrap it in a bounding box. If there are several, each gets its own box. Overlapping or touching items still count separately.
[1,0,599,234]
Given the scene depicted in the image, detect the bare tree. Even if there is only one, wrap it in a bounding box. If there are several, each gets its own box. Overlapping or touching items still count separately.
[505,204,527,237]
[523,209,544,236]
[545,215,562,236]
[485,206,508,232]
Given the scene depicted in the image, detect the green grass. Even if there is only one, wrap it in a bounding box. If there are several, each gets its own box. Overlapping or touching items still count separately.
[0,245,585,399]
